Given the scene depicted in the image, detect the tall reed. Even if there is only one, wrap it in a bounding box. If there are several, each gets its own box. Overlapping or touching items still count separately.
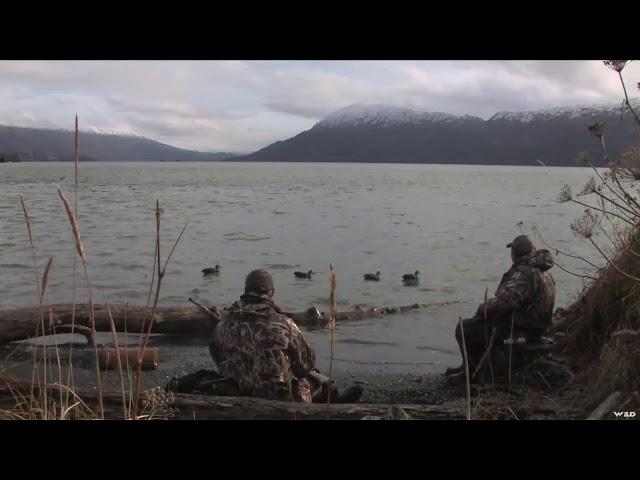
[29,256,53,417]
[66,114,80,410]
[57,186,103,418]
[106,303,127,419]
[19,196,40,302]
[132,202,186,418]
[19,195,44,415]
[327,264,337,404]
[458,317,471,420]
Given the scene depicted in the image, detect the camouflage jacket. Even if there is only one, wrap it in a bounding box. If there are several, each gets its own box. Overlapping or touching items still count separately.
[209,293,316,403]
[479,249,556,332]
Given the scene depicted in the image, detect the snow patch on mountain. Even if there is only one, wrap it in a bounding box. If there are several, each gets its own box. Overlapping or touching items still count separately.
[490,99,640,123]
[85,126,145,138]
[317,100,640,128]
[316,104,462,128]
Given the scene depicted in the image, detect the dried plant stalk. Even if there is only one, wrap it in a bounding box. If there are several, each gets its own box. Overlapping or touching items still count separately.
[75,114,79,186]
[57,187,86,264]
[106,304,128,419]
[39,257,54,309]
[19,195,34,248]
[133,202,186,417]
[57,186,103,418]
[328,265,337,404]
[459,317,471,420]
[19,195,41,306]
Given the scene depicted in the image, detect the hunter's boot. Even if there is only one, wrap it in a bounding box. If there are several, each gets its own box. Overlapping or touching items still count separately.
[312,382,338,403]
[335,384,364,403]
[444,364,465,376]
[166,369,209,393]
[165,369,225,394]
[313,383,363,403]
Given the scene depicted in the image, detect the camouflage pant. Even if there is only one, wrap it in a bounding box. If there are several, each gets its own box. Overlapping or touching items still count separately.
[166,369,242,396]
[166,369,336,403]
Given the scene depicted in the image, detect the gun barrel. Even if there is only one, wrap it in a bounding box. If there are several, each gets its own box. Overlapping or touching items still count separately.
[188,297,222,322]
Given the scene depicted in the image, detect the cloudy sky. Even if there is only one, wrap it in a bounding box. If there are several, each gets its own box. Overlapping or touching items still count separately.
[1,60,638,153]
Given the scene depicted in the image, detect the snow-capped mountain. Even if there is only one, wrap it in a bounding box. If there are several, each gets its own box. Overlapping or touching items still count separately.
[236,101,640,166]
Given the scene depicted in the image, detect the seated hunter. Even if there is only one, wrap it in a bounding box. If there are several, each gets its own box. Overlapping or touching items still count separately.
[445,235,556,380]
[167,269,362,404]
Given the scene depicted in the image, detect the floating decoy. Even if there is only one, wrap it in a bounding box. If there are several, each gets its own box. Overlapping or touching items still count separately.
[364,271,381,281]
[294,270,314,279]
[202,265,221,275]
[402,270,420,285]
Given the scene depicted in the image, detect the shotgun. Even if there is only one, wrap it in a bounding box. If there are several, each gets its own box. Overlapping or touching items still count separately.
[188,297,222,324]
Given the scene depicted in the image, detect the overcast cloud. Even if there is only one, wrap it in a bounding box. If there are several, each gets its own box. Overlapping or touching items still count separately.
[0,60,638,153]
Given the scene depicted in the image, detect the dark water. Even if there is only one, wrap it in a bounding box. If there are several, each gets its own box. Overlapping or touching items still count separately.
[0,162,602,377]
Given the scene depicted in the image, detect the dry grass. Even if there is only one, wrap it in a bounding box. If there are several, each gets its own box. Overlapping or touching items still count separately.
[1,374,97,420]
[0,374,178,420]
[559,226,640,353]
[593,330,640,401]
[469,394,520,420]
[138,386,176,420]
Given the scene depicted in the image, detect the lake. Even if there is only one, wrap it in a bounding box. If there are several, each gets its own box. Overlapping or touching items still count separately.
[0,162,602,378]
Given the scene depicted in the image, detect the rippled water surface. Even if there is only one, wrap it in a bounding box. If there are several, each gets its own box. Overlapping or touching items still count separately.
[0,162,602,375]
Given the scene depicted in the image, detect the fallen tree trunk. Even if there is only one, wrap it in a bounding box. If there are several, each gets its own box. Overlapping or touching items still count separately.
[161,394,465,420]
[0,377,464,420]
[0,302,424,345]
[0,304,212,345]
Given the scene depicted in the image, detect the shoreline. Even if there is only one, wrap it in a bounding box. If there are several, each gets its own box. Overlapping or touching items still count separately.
[0,337,585,419]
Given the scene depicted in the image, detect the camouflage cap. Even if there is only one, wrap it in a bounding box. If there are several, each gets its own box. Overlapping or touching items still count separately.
[244,269,275,296]
[507,235,534,257]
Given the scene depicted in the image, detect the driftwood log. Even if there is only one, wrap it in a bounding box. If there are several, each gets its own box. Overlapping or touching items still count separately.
[160,394,464,420]
[0,302,424,345]
[0,377,464,420]
[0,304,212,345]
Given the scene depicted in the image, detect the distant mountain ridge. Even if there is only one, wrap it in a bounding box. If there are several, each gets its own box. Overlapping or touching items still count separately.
[317,104,470,127]
[235,101,640,166]
[4,100,639,166]
[0,124,237,162]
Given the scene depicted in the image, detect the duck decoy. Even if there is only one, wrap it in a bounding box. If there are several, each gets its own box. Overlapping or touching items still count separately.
[402,270,420,285]
[364,271,381,281]
[294,270,314,279]
[202,265,221,275]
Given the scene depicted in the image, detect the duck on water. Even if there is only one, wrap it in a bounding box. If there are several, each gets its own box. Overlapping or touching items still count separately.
[402,271,420,285]
[202,265,221,276]
[364,271,381,281]
[294,270,314,279]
